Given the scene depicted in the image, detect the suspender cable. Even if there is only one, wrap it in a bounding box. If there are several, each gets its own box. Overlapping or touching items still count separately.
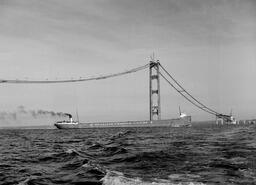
[0,64,149,84]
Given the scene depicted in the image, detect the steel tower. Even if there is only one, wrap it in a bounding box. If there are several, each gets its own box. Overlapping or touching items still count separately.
[149,59,161,121]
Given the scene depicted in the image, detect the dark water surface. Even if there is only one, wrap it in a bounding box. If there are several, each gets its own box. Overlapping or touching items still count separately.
[1,124,256,185]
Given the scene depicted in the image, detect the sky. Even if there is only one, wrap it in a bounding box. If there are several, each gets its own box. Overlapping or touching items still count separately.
[0,0,255,126]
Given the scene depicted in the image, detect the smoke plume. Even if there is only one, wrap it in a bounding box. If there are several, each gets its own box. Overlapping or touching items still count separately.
[0,106,69,121]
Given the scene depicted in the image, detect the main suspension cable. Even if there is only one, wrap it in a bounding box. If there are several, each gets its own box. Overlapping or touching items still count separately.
[0,64,149,84]
[158,71,217,116]
[159,63,220,115]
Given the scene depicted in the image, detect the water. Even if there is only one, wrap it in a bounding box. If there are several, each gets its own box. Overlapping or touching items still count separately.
[1,124,256,185]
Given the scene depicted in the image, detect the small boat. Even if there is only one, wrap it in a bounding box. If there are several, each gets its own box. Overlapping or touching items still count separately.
[229,115,237,124]
[229,109,237,124]
[179,106,191,120]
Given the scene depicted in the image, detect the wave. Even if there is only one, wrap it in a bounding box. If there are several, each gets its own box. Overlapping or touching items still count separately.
[103,146,128,155]
[88,142,105,149]
[37,148,93,164]
[88,140,128,157]
[54,139,83,144]
[110,150,172,163]
[18,156,106,185]
[82,160,106,173]
[110,130,133,140]
[101,171,205,185]
[38,151,78,163]
[18,177,31,185]
[65,148,95,159]
[18,176,51,185]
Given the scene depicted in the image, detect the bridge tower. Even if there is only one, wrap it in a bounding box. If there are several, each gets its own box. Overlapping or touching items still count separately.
[149,59,161,121]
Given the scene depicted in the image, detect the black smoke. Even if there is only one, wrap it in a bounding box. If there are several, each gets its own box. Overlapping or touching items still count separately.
[0,106,69,121]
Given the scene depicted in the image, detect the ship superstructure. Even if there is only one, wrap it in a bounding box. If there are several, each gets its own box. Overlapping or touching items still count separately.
[54,114,79,129]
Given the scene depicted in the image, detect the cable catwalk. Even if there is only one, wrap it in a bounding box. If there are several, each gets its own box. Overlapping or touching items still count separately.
[0,64,149,84]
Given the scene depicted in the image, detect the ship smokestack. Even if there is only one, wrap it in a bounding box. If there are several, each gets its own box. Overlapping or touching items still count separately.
[64,113,73,122]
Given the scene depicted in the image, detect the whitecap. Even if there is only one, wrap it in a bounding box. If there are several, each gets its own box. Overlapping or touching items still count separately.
[82,163,91,168]
[18,176,36,185]
[66,148,76,154]
[168,174,201,181]
[101,171,206,185]
[18,178,30,185]
[82,160,106,174]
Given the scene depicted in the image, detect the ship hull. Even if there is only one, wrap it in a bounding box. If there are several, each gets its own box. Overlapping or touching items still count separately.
[54,117,191,129]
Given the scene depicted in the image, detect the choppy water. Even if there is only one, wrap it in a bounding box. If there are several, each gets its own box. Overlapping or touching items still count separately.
[1,124,256,185]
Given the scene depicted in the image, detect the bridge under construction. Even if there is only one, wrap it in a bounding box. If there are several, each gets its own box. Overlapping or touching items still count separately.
[0,58,234,128]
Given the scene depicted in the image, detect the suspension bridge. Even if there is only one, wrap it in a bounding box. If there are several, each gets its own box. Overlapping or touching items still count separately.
[0,58,234,128]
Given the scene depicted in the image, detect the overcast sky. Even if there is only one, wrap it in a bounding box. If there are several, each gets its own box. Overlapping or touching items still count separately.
[0,0,255,126]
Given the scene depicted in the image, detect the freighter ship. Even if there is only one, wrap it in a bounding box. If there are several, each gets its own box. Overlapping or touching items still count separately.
[54,111,191,129]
